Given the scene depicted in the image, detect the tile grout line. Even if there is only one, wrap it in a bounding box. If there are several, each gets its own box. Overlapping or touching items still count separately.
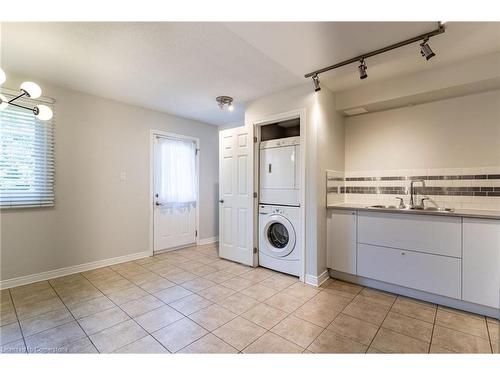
[360,289,397,353]
[433,306,493,342]
[152,248,246,353]
[99,248,239,352]
[7,289,28,354]
[311,284,366,353]
[239,287,311,352]
[103,248,236,353]
[195,280,307,353]
[80,270,171,353]
[47,279,101,353]
[484,316,494,354]
[288,282,363,353]
[427,303,438,353]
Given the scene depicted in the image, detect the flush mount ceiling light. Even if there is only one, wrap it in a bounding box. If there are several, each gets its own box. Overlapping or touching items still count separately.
[312,74,321,92]
[216,96,234,112]
[304,22,445,90]
[420,38,436,60]
[0,69,53,121]
[358,59,368,80]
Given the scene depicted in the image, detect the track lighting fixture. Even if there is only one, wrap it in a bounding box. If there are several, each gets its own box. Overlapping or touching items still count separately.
[0,68,53,121]
[216,96,234,111]
[358,59,368,80]
[312,74,321,92]
[420,38,436,60]
[304,22,445,90]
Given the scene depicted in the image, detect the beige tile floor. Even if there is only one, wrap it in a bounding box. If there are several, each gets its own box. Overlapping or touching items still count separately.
[0,243,498,354]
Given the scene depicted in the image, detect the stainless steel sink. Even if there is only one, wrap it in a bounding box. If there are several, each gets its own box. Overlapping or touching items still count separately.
[367,205,454,213]
[411,206,454,212]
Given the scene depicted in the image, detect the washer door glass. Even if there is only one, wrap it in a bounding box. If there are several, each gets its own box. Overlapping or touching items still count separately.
[267,222,289,249]
[263,214,296,258]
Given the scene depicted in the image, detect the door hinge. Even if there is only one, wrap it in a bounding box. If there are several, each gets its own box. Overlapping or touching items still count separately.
[253,136,257,143]
[253,247,258,254]
[253,192,257,198]
[196,148,200,155]
[195,230,198,237]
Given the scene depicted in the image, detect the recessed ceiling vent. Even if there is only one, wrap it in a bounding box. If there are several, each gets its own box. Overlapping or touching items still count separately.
[344,107,368,116]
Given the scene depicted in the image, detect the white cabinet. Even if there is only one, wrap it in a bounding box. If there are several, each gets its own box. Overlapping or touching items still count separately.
[358,243,462,299]
[358,212,462,257]
[463,218,500,309]
[327,209,357,274]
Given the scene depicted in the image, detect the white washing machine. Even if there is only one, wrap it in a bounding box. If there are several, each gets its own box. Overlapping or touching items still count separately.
[259,136,300,207]
[259,204,301,276]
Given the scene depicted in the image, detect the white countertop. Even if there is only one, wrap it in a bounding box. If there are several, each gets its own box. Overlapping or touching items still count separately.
[327,203,500,220]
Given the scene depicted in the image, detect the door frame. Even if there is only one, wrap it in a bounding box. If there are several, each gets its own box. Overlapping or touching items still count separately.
[251,108,307,282]
[149,129,200,256]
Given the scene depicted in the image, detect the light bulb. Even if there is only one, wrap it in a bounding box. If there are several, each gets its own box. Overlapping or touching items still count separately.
[228,102,234,112]
[20,81,42,99]
[0,94,8,111]
[34,105,53,121]
[0,68,5,85]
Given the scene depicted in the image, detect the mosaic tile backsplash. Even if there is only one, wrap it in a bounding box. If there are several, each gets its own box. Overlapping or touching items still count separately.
[327,166,500,210]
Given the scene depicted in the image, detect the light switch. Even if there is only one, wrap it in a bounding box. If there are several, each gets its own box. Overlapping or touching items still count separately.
[120,171,127,181]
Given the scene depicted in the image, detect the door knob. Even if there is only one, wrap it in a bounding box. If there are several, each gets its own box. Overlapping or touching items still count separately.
[155,201,163,206]
[219,199,224,203]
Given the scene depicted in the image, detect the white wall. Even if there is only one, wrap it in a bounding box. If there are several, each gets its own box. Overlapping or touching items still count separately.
[345,90,500,171]
[315,88,345,275]
[1,76,219,281]
[336,51,500,111]
[245,83,344,280]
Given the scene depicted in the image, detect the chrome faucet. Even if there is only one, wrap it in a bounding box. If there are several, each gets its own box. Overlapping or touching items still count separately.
[409,179,426,207]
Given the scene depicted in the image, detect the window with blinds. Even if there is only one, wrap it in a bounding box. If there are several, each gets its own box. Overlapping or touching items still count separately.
[0,90,55,208]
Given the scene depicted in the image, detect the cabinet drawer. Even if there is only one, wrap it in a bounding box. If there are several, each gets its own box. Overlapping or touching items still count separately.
[358,212,461,257]
[357,243,461,299]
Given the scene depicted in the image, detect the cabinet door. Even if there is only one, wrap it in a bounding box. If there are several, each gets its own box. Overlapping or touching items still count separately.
[463,218,500,308]
[327,210,357,274]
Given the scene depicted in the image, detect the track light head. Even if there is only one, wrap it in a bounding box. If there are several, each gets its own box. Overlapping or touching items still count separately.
[358,59,368,80]
[312,74,321,92]
[420,39,436,60]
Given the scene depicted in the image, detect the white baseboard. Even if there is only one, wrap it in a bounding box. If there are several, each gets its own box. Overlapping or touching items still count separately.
[198,236,219,246]
[0,250,151,290]
[305,270,330,287]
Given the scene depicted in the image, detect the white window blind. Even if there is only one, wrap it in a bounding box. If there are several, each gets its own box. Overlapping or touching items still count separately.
[0,89,55,208]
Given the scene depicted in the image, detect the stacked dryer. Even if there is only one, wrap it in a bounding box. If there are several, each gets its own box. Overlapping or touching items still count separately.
[258,136,301,277]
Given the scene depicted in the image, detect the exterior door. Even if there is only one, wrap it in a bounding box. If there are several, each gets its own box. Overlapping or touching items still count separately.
[219,126,255,266]
[154,135,198,252]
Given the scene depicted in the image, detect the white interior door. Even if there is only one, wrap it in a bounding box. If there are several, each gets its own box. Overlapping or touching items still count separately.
[219,126,255,266]
[154,135,198,252]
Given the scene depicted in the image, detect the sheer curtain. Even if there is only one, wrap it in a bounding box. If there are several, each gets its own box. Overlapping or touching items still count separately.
[157,137,197,208]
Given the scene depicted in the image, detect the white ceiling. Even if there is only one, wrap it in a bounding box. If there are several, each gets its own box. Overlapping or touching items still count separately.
[2,22,499,125]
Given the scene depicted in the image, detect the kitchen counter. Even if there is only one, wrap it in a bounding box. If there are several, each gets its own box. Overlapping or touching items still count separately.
[327,203,500,220]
